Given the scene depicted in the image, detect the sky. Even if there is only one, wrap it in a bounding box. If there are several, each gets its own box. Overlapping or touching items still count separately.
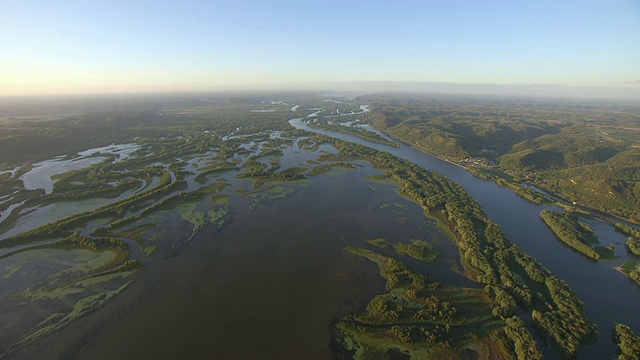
[1,0,639,96]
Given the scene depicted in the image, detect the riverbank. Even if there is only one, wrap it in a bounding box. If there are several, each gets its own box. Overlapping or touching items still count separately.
[367,121,640,228]
[290,105,640,359]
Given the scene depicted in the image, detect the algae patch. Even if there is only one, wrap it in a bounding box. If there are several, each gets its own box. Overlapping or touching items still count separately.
[0,234,141,357]
[248,186,295,210]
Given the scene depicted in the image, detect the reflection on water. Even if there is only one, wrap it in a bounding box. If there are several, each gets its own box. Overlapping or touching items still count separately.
[1,197,115,240]
[20,143,140,194]
[10,151,468,358]
[4,106,640,358]
[21,156,108,194]
[291,109,640,359]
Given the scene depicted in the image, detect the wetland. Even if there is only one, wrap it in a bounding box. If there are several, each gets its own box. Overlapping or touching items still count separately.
[0,93,639,359]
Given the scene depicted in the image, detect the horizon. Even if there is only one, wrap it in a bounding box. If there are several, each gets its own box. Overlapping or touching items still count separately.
[2,81,640,102]
[2,0,639,97]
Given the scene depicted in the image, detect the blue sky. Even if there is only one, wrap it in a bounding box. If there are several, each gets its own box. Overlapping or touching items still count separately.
[1,0,639,95]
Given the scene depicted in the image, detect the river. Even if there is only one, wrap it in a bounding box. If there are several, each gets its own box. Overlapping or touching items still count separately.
[290,109,640,359]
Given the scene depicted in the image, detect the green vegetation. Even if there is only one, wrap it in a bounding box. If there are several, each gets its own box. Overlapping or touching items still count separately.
[335,247,522,359]
[0,97,308,355]
[92,223,155,252]
[248,185,295,210]
[614,223,640,257]
[323,135,597,358]
[617,260,640,286]
[614,223,640,284]
[540,210,611,260]
[0,188,46,234]
[614,323,640,360]
[0,95,617,357]
[307,162,356,176]
[628,238,640,257]
[616,223,640,239]
[394,240,439,262]
[503,316,543,360]
[7,279,136,356]
[468,167,554,204]
[363,95,640,224]
[304,113,400,148]
[366,238,388,248]
[0,168,183,244]
[0,232,130,270]
[366,96,560,162]
[0,232,140,357]
[208,207,228,227]
[237,159,306,188]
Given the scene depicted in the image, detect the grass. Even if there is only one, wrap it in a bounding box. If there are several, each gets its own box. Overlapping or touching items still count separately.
[1,234,142,356]
[365,174,398,186]
[208,207,229,227]
[307,162,355,176]
[394,240,439,262]
[93,222,155,249]
[394,202,410,210]
[8,279,135,356]
[335,247,509,360]
[594,245,616,260]
[248,185,295,210]
[280,166,308,175]
[620,260,637,271]
[366,238,388,248]
[210,193,230,204]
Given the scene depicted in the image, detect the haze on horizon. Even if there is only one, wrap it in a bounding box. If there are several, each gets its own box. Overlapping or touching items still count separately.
[1,0,639,98]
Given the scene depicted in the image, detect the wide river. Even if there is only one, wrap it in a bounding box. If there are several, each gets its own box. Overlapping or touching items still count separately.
[290,110,640,359]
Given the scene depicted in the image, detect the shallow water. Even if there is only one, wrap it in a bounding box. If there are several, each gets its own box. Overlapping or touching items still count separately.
[4,107,639,358]
[20,143,140,194]
[291,110,640,359]
[9,156,466,359]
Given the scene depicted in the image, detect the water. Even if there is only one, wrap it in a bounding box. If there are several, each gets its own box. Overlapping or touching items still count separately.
[20,143,140,194]
[5,110,638,358]
[10,158,463,359]
[290,111,640,359]
[0,200,26,225]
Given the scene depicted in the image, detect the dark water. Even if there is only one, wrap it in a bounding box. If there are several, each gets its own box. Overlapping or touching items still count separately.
[8,114,639,359]
[12,161,466,359]
[291,116,640,359]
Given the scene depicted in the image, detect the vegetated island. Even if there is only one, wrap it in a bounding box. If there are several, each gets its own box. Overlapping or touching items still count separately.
[616,259,640,286]
[614,323,640,360]
[323,135,598,358]
[305,112,400,148]
[393,239,439,262]
[614,222,640,257]
[539,209,613,260]
[612,222,640,286]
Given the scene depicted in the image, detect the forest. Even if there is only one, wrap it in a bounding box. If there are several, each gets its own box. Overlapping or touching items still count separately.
[323,135,598,358]
[360,95,640,224]
[539,210,612,260]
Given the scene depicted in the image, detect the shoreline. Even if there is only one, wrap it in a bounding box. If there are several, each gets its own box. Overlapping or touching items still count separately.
[370,123,640,228]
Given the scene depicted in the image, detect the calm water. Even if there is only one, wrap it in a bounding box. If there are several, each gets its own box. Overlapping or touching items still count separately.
[6,112,639,359]
[291,114,640,359]
[9,144,466,359]
[20,143,140,194]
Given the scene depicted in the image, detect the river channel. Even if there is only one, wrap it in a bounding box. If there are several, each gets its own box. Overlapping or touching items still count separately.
[290,108,640,359]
